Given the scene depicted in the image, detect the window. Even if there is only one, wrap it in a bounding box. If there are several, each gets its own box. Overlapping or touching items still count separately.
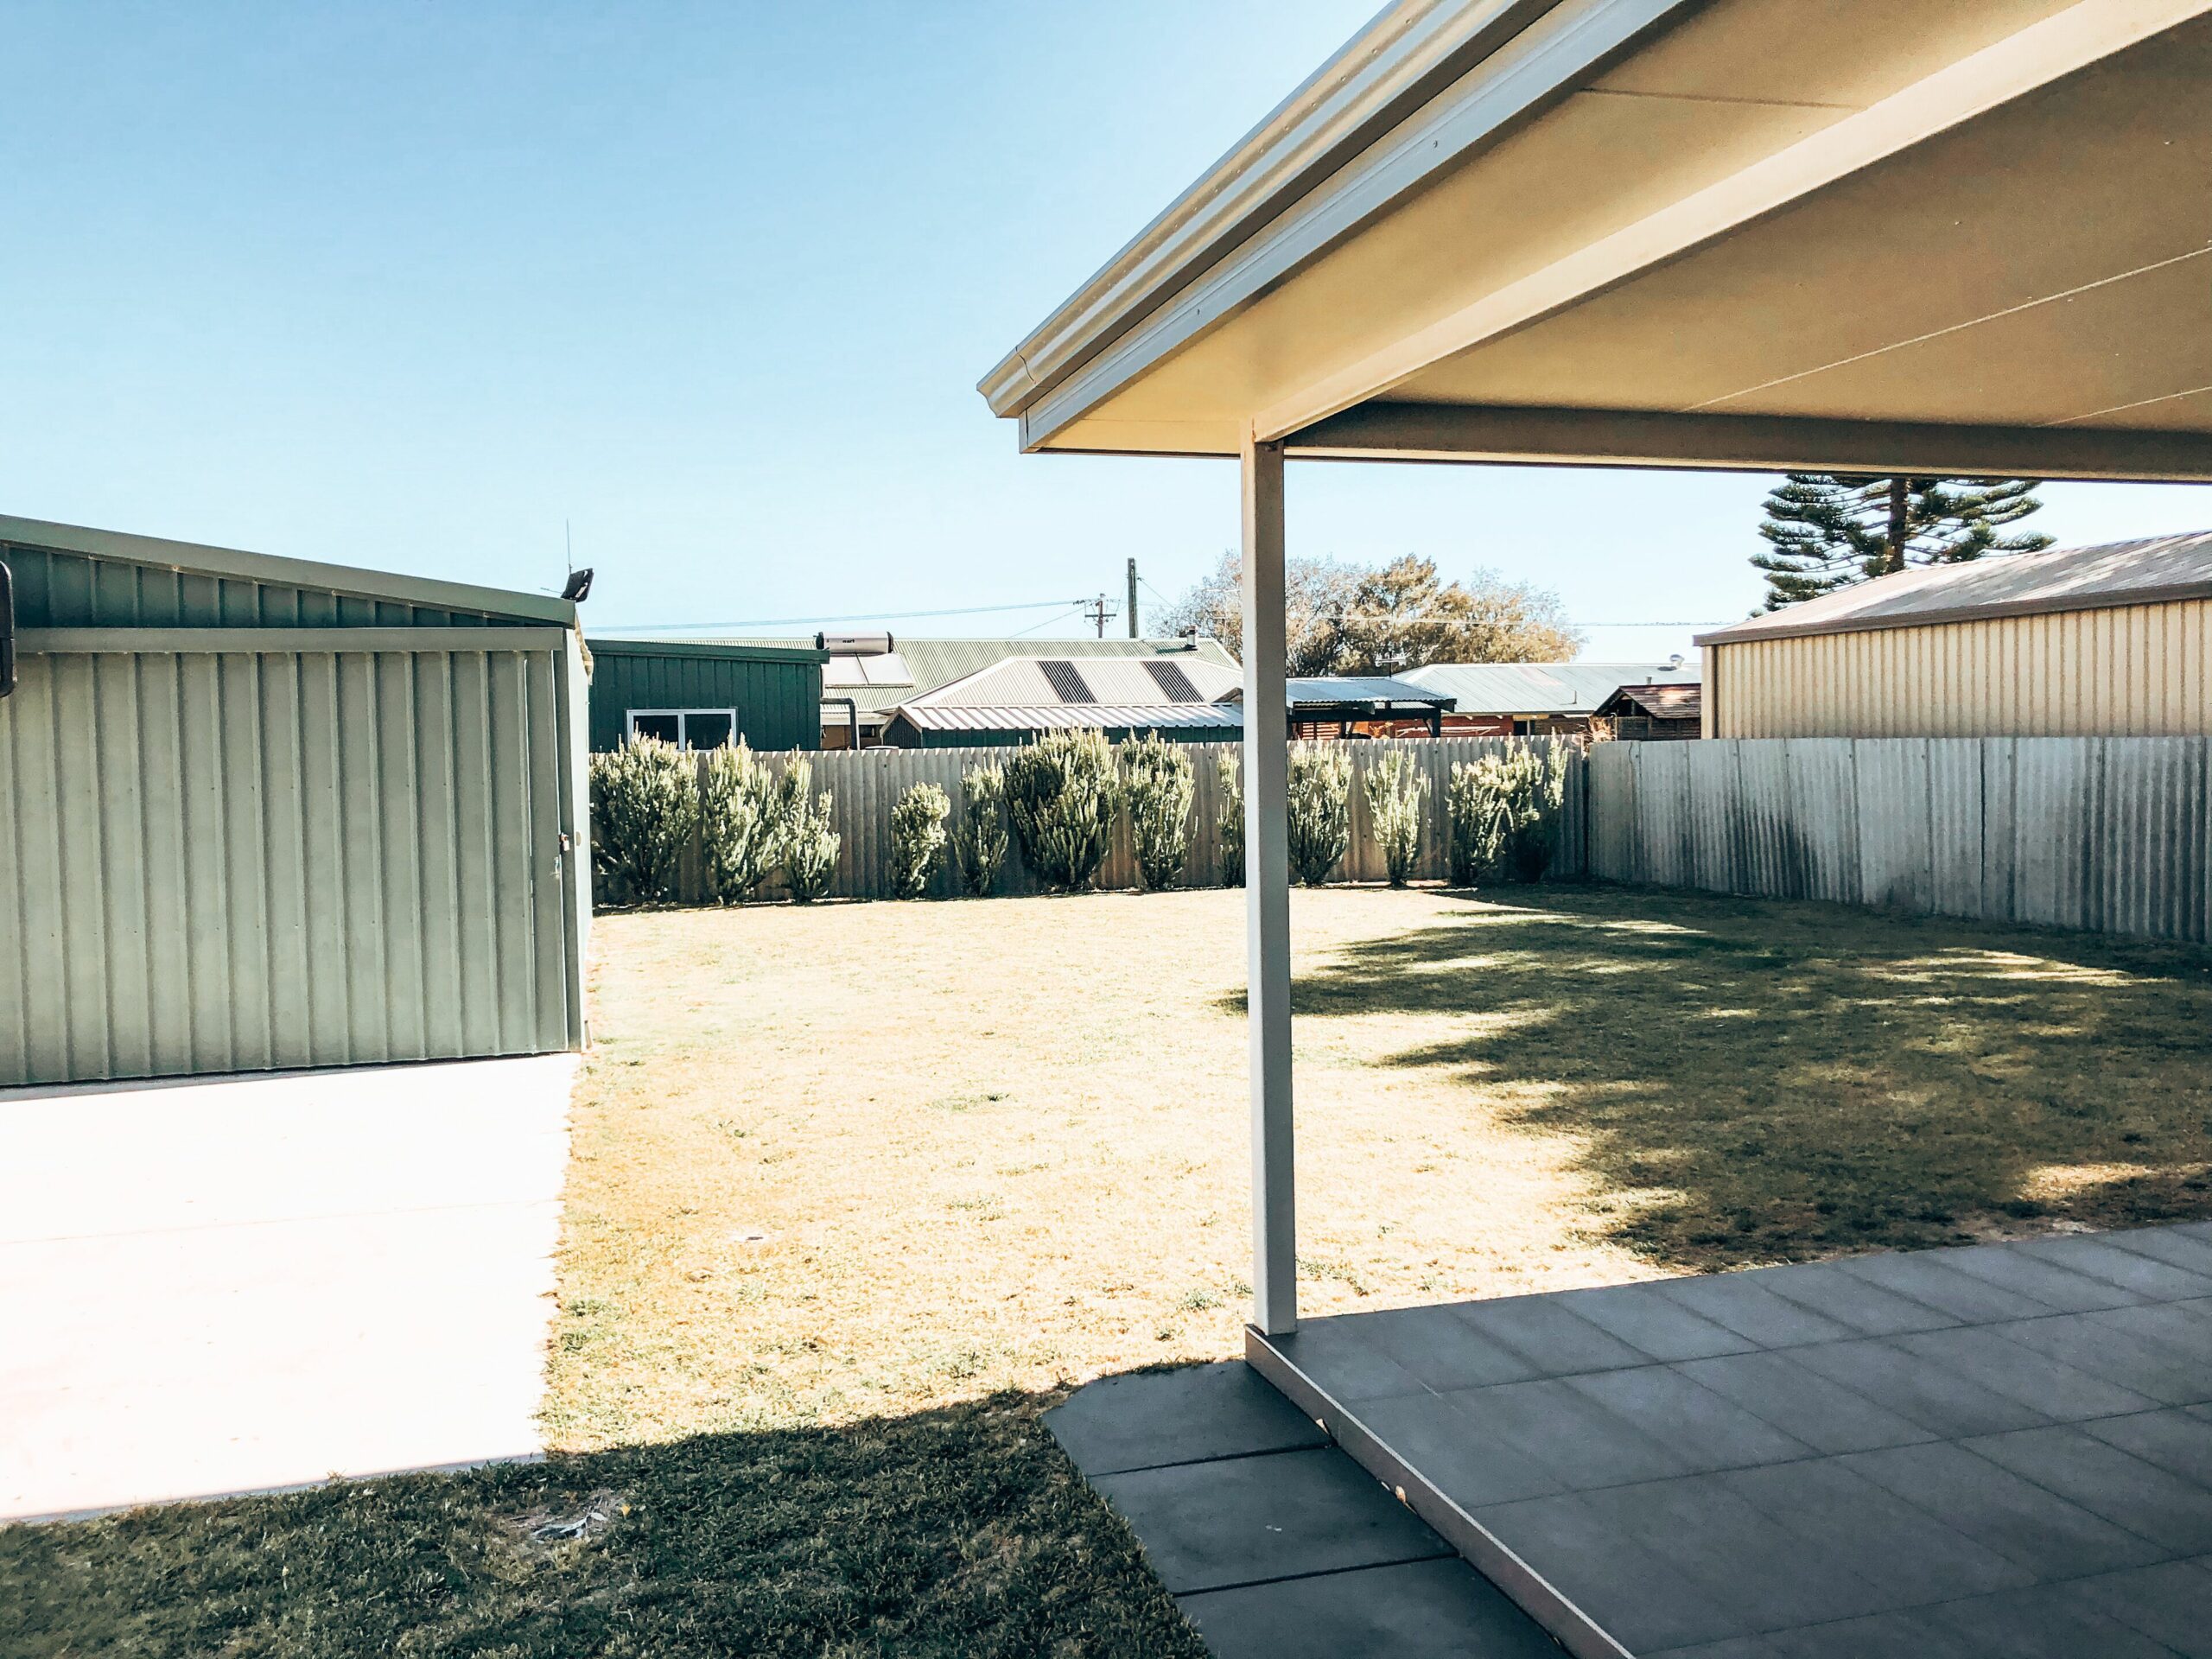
[626,709,738,750]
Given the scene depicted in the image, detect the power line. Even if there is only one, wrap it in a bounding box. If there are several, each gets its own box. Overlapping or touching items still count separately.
[593,596,1096,634]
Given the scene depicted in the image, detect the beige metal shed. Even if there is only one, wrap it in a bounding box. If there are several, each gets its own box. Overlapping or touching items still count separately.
[0,516,588,1086]
[1695,531,2212,738]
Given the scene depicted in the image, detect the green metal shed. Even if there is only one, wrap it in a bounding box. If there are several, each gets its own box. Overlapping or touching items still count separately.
[0,514,588,1086]
[584,638,828,753]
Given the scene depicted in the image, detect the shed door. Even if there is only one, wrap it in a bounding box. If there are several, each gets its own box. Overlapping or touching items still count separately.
[0,637,579,1085]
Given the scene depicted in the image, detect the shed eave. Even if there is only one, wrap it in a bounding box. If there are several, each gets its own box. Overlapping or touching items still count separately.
[1695,578,2212,648]
[0,512,576,626]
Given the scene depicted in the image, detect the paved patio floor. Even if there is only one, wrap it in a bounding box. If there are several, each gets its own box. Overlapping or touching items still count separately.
[1251,1224,2212,1657]
[0,1056,574,1522]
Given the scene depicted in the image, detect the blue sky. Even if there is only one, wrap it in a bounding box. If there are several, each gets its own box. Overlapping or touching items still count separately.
[3,2,2205,661]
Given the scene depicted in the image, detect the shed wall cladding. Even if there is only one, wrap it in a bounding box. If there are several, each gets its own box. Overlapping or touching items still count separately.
[0,526,584,1088]
[1710,599,2212,739]
[0,635,578,1085]
[587,648,824,751]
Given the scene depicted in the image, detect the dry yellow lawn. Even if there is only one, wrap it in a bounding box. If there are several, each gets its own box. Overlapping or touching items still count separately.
[546,884,2212,1449]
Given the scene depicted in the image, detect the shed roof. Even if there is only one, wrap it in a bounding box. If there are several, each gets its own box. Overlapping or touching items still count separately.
[1696,532,2212,646]
[587,636,830,664]
[1597,682,1703,720]
[733,635,1239,719]
[1398,660,1697,715]
[908,653,1243,709]
[982,0,2212,484]
[0,512,575,626]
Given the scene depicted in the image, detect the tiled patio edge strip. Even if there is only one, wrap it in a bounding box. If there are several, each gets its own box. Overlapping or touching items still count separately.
[1245,1325,1634,1659]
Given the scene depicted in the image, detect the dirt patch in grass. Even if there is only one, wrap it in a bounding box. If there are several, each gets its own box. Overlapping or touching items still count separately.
[10,885,2208,1655]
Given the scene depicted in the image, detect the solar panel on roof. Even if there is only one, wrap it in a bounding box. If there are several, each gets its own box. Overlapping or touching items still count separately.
[1040,660,1095,702]
[1143,660,1202,702]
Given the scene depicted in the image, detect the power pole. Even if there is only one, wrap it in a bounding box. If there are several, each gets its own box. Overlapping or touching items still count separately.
[1087,594,1115,638]
[1127,557,1140,639]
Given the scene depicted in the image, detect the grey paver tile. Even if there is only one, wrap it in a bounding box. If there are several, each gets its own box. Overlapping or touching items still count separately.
[1440,1376,1692,1491]
[1653,1274,1858,1349]
[1452,1294,1650,1376]
[1268,1318,1432,1405]
[2066,1556,2212,1656]
[1046,1361,1325,1477]
[1934,1242,2145,1312]
[1358,1389,1565,1508]
[2013,1235,2212,1303]
[2103,1227,2212,1282]
[1833,1252,2054,1323]
[2090,1408,2212,1489]
[2095,1300,2212,1372]
[1891,1324,2156,1421]
[1918,1579,2177,1657]
[1839,1440,2168,1580]
[1719,1456,2033,1611]
[1788,1337,2050,1438]
[1092,1446,1449,1593]
[1966,1424,2212,1554]
[1476,1489,1746,1654]
[1754,1261,1962,1338]
[1175,1556,1561,1659]
[1360,1304,1544,1392]
[1566,1364,1814,1474]
[1992,1310,2212,1407]
[1554,1281,1761,1362]
[1677,1349,1936,1454]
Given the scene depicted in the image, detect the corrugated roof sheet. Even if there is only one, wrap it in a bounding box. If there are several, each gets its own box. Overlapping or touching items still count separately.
[1287,674,1454,706]
[1599,682,1702,719]
[891,702,1243,732]
[776,636,1238,716]
[1697,532,2212,646]
[1398,661,1699,715]
[911,653,1243,709]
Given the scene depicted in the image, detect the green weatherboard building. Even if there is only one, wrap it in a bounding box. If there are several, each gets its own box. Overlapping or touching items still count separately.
[583,638,829,753]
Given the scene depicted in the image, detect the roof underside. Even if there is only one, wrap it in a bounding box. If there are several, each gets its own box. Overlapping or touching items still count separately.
[988,0,2212,482]
[1699,531,2212,644]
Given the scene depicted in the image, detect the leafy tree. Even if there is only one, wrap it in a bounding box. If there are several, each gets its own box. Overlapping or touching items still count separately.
[1286,743,1352,887]
[698,740,780,903]
[1004,729,1120,892]
[1362,749,1429,887]
[1216,753,1244,889]
[588,738,698,906]
[1156,552,1580,672]
[1753,475,2052,609]
[953,761,1010,897]
[776,754,840,904]
[888,782,949,899]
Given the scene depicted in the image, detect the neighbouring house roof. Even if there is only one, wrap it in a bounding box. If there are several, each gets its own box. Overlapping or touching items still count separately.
[887,702,1244,735]
[1597,682,1702,721]
[906,652,1243,709]
[1397,661,1697,717]
[741,635,1241,722]
[1696,533,2212,647]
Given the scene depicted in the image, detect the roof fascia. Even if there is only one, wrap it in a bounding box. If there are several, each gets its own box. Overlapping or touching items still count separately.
[588,638,830,664]
[1696,581,2212,647]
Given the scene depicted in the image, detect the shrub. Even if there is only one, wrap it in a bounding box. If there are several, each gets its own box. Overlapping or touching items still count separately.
[776,754,841,904]
[954,761,1009,897]
[1119,733,1195,891]
[1448,742,1570,886]
[698,740,781,903]
[588,737,698,906]
[1362,749,1429,888]
[1286,742,1352,887]
[889,782,950,899]
[1217,753,1244,888]
[1004,729,1120,893]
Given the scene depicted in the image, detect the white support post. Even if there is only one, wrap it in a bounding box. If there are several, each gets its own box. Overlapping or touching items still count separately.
[1241,433,1296,1337]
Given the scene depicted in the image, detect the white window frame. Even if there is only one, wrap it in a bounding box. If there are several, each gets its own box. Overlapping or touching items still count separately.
[626,708,740,751]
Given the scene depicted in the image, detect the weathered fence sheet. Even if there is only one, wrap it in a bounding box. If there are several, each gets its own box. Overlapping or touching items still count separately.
[666,736,1586,904]
[1588,737,2212,943]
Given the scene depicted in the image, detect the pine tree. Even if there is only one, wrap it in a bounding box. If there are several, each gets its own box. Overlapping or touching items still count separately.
[1752,475,2053,609]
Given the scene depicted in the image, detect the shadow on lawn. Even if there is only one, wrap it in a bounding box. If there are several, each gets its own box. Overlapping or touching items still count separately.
[0,1391,1202,1659]
[1281,885,2212,1274]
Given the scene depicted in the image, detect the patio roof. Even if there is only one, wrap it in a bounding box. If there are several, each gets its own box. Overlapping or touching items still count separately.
[982,0,2212,480]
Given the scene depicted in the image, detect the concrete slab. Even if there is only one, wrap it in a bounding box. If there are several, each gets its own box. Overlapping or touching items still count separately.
[1045,1361,1325,1477]
[0,1056,574,1522]
[1178,1557,1563,1659]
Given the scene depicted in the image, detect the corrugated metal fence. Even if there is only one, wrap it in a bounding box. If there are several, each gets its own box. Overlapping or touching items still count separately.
[667,736,1587,903]
[1589,737,2211,943]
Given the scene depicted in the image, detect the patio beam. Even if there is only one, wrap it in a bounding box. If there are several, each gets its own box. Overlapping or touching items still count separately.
[1241,433,1296,1337]
[1286,402,2212,482]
